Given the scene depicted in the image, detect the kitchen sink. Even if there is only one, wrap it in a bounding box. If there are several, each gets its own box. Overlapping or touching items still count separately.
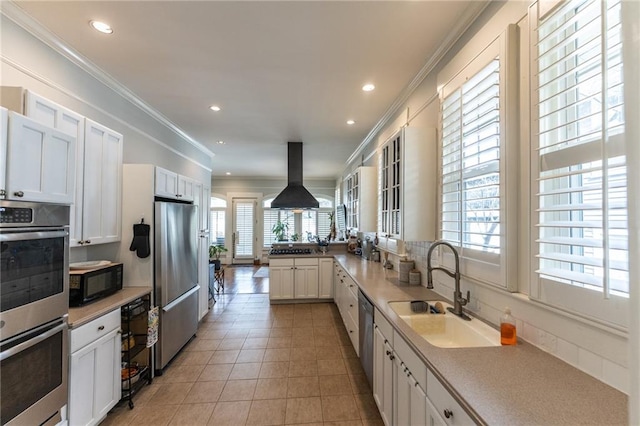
[387,301,500,348]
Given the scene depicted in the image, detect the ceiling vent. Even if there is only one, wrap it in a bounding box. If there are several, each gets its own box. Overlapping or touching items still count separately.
[271,142,319,209]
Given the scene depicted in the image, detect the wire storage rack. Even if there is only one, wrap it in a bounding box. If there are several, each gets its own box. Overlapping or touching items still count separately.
[120,294,153,409]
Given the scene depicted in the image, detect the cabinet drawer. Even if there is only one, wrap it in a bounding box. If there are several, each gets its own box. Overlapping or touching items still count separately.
[347,292,359,329]
[71,309,120,353]
[374,308,394,345]
[294,257,318,267]
[345,312,359,356]
[393,332,427,388]
[427,370,474,426]
[269,258,294,267]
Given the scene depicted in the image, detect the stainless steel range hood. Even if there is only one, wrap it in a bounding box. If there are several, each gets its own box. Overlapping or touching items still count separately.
[271,142,319,209]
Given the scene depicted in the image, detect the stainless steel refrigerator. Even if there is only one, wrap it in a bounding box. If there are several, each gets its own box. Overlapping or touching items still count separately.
[154,201,199,371]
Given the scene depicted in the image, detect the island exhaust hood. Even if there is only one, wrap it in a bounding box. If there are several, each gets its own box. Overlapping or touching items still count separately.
[271,142,319,209]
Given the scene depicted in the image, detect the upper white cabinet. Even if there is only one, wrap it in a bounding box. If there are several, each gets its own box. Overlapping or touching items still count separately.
[377,127,436,249]
[5,112,76,203]
[344,166,377,232]
[77,119,123,246]
[155,166,195,201]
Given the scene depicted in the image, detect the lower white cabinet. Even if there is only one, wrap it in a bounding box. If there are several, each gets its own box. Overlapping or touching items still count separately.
[373,307,473,426]
[269,257,320,300]
[318,258,334,298]
[333,264,359,356]
[69,309,121,426]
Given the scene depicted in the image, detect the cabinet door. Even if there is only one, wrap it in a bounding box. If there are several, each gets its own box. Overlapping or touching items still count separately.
[269,266,294,300]
[6,112,75,203]
[69,328,120,426]
[24,91,85,240]
[155,167,178,199]
[426,396,448,426]
[410,376,427,426]
[82,119,123,245]
[394,355,412,426]
[177,175,195,201]
[373,325,396,426]
[318,258,333,298]
[294,265,318,298]
[194,182,210,320]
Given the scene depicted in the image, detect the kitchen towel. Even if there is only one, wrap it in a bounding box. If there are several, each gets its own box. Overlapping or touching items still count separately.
[129,222,151,258]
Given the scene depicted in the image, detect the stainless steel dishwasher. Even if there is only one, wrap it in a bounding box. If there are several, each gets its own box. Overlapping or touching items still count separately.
[358,289,374,387]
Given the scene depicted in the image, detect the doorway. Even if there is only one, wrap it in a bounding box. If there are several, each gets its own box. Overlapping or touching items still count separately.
[232,198,257,264]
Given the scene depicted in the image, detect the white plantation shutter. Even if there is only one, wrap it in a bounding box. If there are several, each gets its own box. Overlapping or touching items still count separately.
[438,27,517,289]
[233,200,255,258]
[210,210,225,246]
[441,59,501,254]
[532,0,628,327]
[317,211,332,240]
[263,209,279,247]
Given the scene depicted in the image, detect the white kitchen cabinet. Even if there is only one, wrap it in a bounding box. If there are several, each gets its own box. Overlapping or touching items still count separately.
[374,308,430,426]
[374,325,394,426]
[344,166,377,231]
[293,258,319,298]
[426,369,475,426]
[69,309,121,426]
[155,166,195,201]
[5,112,76,203]
[75,119,123,246]
[333,266,359,355]
[377,127,436,251]
[318,258,334,298]
[269,257,319,300]
[269,258,295,300]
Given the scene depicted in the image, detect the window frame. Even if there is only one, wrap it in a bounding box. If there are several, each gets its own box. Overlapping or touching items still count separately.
[209,195,227,247]
[528,0,628,329]
[437,25,519,291]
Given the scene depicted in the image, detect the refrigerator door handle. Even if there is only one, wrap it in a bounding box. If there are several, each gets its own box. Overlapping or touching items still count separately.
[162,285,200,313]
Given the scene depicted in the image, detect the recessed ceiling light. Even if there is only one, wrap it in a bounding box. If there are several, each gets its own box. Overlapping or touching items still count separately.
[347,120,356,125]
[89,20,113,34]
[217,140,225,145]
[362,83,375,92]
[209,105,221,112]
[225,172,231,175]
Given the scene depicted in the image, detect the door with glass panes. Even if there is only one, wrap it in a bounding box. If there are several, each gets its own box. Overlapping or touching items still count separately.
[232,199,257,263]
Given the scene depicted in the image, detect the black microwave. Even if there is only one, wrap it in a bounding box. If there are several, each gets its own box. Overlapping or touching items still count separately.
[69,263,123,306]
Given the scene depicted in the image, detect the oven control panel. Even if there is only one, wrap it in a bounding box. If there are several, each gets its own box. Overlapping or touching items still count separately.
[0,207,33,224]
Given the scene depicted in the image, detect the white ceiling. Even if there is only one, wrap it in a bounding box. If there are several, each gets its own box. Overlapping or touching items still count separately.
[12,1,481,179]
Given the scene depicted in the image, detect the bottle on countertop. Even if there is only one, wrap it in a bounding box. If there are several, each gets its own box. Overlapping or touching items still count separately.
[500,308,517,346]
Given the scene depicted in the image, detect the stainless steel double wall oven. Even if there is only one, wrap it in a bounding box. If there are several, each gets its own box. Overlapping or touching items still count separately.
[0,200,70,426]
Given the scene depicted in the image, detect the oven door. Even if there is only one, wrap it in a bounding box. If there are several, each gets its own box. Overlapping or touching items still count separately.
[0,228,69,339]
[0,318,68,426]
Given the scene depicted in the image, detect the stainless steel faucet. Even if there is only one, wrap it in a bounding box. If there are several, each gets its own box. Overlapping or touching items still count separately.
[426,241,471,321]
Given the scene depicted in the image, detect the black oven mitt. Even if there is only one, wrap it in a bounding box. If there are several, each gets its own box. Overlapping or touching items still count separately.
[129,223,151,258]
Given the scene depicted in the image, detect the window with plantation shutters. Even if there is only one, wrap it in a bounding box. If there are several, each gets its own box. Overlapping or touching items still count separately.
[441,58,501,254]
[437,26,517,290]
[210,196,226,246]
[531,0,628,327]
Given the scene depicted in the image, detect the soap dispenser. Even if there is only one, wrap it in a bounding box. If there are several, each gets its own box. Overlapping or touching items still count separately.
[500,308,517,346]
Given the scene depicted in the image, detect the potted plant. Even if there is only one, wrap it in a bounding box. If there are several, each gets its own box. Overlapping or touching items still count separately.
[271,220,289,241]
[209,244,228,270]
[291,233,300,242]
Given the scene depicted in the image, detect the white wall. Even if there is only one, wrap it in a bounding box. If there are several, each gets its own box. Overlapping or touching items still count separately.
[1,12,213,262]
[342,0,631,394]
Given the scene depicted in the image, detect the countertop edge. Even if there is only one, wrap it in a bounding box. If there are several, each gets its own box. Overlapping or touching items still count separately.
[68,287,152,328]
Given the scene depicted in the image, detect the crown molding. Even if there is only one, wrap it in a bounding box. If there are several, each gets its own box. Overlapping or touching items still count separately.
[345,0,491,166]
[1,1,215,159]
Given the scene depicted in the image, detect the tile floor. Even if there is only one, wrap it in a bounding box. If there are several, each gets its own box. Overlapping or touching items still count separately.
[102,291,384,425]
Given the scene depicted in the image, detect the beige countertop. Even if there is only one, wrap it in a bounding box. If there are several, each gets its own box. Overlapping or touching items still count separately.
[68,287,151,328]
[333,254,628,425]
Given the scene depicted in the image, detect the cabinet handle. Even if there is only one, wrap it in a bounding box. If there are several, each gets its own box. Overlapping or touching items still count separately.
[386,350,391,356]
[349,330,353,333]
[85,240,91,244]
[13,191,24,197]
[415,381,420,387]
[444,409,453,419]
[349,284,354,288]
[349,304,353,308]
[389,354,395,360]
[98,325,105,331]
